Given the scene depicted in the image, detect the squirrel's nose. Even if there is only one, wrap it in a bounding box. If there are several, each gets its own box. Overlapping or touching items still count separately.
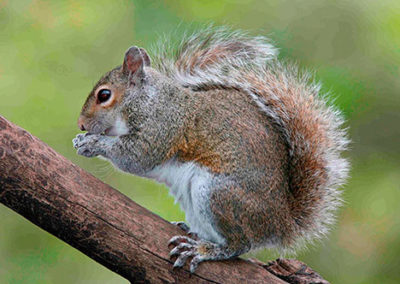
[77,116,86,131]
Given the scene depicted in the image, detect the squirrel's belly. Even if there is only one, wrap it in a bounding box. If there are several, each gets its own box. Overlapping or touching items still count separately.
[146,158,226,245]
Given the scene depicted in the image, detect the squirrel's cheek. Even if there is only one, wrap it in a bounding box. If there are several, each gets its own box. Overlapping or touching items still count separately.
[105,116,129,136]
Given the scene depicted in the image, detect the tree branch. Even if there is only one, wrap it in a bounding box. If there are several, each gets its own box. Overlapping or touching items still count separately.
[0,115,329,284]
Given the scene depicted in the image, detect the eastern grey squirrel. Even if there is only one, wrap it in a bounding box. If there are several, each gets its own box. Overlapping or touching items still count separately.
[73,27,349,273]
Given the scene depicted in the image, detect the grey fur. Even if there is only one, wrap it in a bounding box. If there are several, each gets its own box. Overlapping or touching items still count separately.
[73,26,349,272]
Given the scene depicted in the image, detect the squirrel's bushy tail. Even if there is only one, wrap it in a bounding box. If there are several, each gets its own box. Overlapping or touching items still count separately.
[153,27,349,249]
[246,64,349,248]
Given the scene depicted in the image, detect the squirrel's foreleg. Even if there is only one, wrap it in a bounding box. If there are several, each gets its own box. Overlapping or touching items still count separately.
[73,133,117,158]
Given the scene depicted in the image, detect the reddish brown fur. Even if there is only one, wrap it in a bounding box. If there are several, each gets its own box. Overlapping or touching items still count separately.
[244,72,331,230]
[168,87,286,175]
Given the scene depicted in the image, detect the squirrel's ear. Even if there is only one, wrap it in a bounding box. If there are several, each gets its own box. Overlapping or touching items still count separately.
[139,48,151,67]
[122,46,151,77]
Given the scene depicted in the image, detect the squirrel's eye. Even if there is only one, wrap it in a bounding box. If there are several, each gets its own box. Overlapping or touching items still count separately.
[97,89,112,104]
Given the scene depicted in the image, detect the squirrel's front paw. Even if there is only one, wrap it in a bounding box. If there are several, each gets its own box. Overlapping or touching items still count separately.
[73,133,106,158]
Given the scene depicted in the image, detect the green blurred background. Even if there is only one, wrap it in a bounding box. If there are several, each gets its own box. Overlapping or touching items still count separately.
[1,0,399,283]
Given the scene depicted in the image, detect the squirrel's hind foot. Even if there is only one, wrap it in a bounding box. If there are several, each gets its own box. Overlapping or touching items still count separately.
[168,235,240,273]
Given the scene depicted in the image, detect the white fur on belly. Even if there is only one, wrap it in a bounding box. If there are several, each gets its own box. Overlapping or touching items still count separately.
[146,158,226,245]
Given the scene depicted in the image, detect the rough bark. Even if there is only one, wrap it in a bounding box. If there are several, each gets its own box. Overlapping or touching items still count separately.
[0,115,329,284]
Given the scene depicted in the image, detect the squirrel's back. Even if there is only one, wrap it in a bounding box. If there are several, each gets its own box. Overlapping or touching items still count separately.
[152,27,349,250]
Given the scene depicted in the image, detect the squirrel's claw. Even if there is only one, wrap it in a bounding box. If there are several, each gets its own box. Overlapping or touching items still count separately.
[189,255,206,273]
[171,221,190,233]
[169,242,193,257]
[168,235,197,246]
[168,235,209,273]
[72,133,85,149]
[170,222,199,239]
[173,250,197,269]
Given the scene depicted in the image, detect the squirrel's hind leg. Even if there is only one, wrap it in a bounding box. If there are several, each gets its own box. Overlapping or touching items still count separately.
[168,235,248,273]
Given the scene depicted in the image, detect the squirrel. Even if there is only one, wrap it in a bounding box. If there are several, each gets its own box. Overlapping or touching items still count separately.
[73,27,349,273]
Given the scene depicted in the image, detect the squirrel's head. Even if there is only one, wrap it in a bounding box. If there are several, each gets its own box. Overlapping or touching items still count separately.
[77,46,152,136]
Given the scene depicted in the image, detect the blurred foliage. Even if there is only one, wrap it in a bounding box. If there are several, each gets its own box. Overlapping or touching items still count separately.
[1,0,399,283]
